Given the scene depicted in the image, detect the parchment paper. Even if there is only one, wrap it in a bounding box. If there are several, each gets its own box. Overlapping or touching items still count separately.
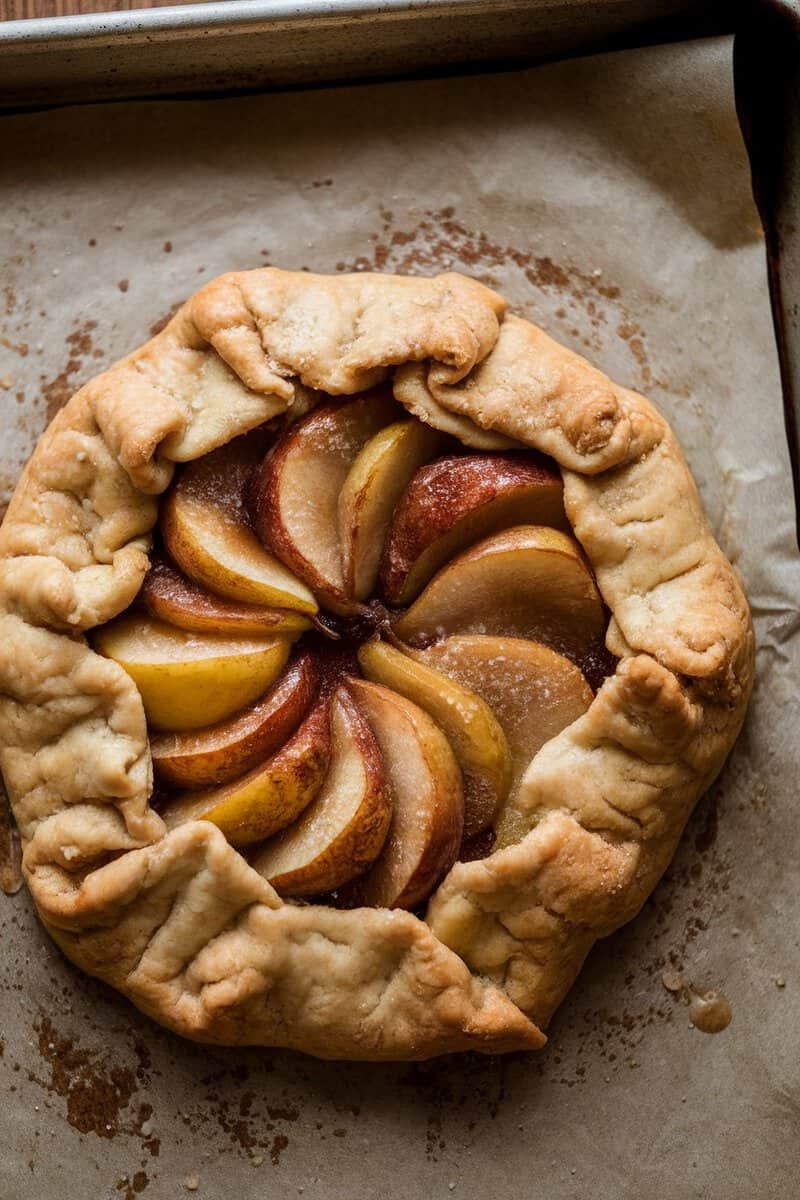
[1,34,798,1200]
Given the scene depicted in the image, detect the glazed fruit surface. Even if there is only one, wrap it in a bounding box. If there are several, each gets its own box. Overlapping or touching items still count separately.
[95,393,613,909]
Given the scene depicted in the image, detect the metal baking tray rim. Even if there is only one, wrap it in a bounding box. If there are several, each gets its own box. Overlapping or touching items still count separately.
[0,0,537,48]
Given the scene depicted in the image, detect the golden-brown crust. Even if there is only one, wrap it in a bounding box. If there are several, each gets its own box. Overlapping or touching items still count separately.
[0,267,753,1059]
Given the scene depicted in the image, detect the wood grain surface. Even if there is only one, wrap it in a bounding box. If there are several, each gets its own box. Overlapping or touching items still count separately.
[1,0,208,17]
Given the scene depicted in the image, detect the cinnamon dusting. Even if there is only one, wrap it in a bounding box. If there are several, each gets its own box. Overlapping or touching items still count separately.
[332,204,660,392]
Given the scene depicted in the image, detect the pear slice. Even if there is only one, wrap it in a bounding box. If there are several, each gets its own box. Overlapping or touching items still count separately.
[380,451,567,606]
[345,677,464,909]
[393,525,605,658]
[338,419,443,601]
[150,649,316,788]
[253,686,392,897]
[419,635,593,848]
[161,433,317,614]
[140,556,312,638]
[160,696,331,845]
[93,615,291,731]
[250,391,399,613]
[357,639,509,838]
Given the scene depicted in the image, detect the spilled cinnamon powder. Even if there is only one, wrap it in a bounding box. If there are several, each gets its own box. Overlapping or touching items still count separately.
[40,319,99,424]
[34,1016,138,1138]
[331,203,658,392]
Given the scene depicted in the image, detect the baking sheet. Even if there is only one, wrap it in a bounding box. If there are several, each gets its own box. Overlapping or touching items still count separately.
[0,0,727,111]
[1,34,799,1198]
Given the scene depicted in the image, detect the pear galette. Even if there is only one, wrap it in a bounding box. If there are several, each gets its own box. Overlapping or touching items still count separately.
[0,269,753,1060]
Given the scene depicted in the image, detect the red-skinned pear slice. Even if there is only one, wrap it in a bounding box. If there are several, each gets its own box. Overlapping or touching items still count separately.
[93,615,291,731]
[253,686,392,897]
[393,525,605,659]
[161,433,317,614]
[160,696,331,846]
[418,635,593,848]
[150,648,317,788]
[380,452,568,606]
[140,555,312,638]
[345,677,464,909]
[338,419,444,601]
[357,639,509,838]
[251,391,400,614]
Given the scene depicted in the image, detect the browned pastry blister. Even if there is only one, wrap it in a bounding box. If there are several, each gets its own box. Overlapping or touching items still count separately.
[0,268,753,1059]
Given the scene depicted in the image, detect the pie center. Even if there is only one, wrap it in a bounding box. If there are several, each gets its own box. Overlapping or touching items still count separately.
[93,389,612,910]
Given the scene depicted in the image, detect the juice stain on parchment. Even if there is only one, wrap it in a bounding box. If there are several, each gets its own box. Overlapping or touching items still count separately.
[688,990,733,1033]
[661,972,733,1034]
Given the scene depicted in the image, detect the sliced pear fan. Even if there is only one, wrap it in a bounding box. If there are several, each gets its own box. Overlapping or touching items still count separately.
[253,686,392,897]
[160,697,332,845]
[358,639,510,838]
[161,435,317,614]
[346,677,464,909]
[135,401,606,899]
[418,635,593,848]
[394,524,605,658]
[93,614,291,732]
[338,419,444,600]
[250,390,400,613]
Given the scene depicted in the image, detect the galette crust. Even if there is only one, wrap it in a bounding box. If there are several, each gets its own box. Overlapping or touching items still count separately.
[0,268,753,1059]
